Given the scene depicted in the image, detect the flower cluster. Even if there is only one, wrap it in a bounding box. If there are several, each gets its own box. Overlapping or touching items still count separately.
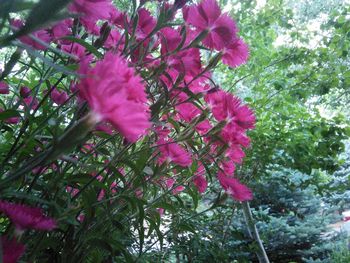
[1,0,255,259]
[0,201,56,262]
[77,52,151,142]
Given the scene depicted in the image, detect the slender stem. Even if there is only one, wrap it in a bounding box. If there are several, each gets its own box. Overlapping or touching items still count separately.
[242,201,270,263]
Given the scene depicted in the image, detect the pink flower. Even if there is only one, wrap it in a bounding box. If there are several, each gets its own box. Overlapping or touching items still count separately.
[136,8,156,41]
[176,102,202,123]
[4,116,20,125]
[81,19,101,35]
[32,166,48,175]
[1,236,25,263]
[157,139,192,167]
[0,108,20,124]
[20,86,31,98]
[0,81,9,94]
[77,213,85,222]
[193,164,207,193]
[69,0,114,22]
[193,175,207,193]
[11,19,51,50]
[0,201,57,231]
[217,172,252,201]
[195,120,212,135]
[183,0,237,50]
[50,87,69,105]
[225,146,245,164]
[135,189,143,198]
[22,96,39,110]
[165,178,175,189]
[205,89,255,129]
[220,123,251,147]
[66,186,80,197]
[222,38,249,68]
[108,7,125,27]
[104,29,122,49]
[51,19,73,41]
[157,208,165,216]
[172,185,185,195]
[95,123,114,135]
[167,48,202,77]
[159,29,202,76]
[160,27,182,54]
[61,43,87,61]
[220,160,235,175]
[77,52,151,142]
[23,29,51,50]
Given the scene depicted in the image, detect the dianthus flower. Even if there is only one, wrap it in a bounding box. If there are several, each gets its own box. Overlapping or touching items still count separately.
[217,172,252,201]
[193,163,208,193]
[0,81,9,94]
[0,201,57,231]
[183,0,237,51]
[68,0,114,22]
[20,86,31,98]
[136,8,157,41]
[0,108,20,124]
[51,19,73,41]
[157,138,192,167]
[1,236,26,263]
[205,89,255,130]
[50,87,69,105]
[77,52,150,142]
[222,38,249,68]
[11,19,51,50]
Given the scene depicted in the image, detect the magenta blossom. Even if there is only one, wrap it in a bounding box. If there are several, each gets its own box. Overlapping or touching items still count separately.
[61,43,87,61]
[104,29,122,49]
[0,201,57,231]
[51,19,73,41]
[0,108,20,124]
[183,0,238,51]
[165,178,175,189]
[108,7,125,27]
[22,96,39,110]
[11,19,51,50]
[20,86,31,98]
[77,52,151,142]
[222,38,249,68]
[205,89,255,130]
[136,8,157,41]
[50,87,69,105]
[157,208,165,216]
[1,236,26,263]
[69,0,114,22]
[193,164,208,193]
[217,172,252,201]
[157,138,192,167]
[172,185,185,195]
[0,81,9,94]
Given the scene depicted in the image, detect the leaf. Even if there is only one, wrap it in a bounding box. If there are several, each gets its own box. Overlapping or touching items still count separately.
[17,42,78,76]
[1,0,72,47]
[178,223,196,234]
[62,36,103,58]
[0,1,35,17]
[0,109,20,121]
[155,201,176,213]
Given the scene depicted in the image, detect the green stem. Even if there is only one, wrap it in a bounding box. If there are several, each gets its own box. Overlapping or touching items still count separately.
[0,113,96,190]
[242,201,270,263]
